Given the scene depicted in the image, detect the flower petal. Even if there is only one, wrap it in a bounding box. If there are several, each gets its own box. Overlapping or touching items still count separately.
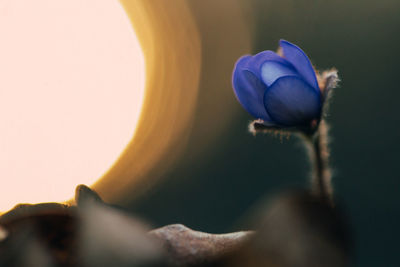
[245,50,288,75]
[232,57,273,122]
[263,76,321,126]
[260,60,299,86]
[279,39,319,91]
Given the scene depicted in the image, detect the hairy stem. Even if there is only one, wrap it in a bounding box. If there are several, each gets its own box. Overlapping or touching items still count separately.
[306,120,333,202]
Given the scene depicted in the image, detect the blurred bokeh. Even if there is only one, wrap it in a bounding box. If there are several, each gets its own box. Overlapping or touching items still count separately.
[123,1,400,266]
[2,0,399,266]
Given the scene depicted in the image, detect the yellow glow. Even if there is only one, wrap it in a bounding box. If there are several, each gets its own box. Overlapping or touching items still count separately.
[93,0,251,204]
[93,0,202,202]
[0,0,145,211]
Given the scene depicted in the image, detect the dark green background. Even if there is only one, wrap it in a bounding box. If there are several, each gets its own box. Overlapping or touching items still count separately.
[129,1,400,266]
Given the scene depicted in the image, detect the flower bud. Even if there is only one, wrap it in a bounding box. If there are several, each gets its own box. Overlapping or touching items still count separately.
[232,40,338,134]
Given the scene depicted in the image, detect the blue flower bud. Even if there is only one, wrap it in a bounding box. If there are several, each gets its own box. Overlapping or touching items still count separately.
[232,40,329,132]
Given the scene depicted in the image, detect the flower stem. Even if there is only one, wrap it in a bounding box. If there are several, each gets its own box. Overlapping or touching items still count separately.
[306,120,333,203]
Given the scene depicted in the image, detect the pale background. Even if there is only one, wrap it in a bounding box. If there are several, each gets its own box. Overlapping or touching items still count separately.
[0,0,145,210]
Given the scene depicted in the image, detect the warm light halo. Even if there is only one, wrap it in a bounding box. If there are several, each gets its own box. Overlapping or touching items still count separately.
[0,0,145,212]
[93,0,252,205]
[92,0,202,201]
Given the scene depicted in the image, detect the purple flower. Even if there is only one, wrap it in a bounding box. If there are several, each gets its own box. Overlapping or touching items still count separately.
[232,40,328,132]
